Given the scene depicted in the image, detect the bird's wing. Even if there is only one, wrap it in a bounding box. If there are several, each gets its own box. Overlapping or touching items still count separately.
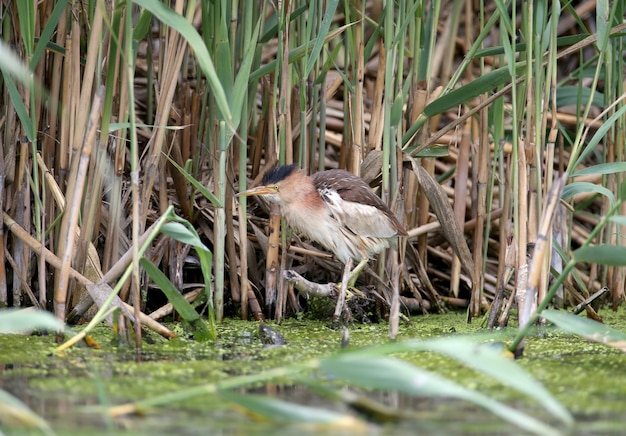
[321,188,398,238]
[313,170,402,238]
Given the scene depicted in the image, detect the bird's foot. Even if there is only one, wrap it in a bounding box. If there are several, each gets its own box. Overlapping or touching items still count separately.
[345,286,366,300]
[345,257,369,288]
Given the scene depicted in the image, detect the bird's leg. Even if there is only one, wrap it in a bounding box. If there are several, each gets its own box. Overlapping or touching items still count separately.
[336,257,368,301]
[332,258,352,328]
[346,257,369,288]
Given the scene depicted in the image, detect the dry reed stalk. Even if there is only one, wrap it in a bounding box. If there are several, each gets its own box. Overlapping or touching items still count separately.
[519,174,567,331]
[279,1,293,166]
[414,81,514,156]
[411,160,476,281]
[489,160,513,328]
[53,87,103,321]
[274,241,288,322]
[6,246,40,309]
[575,268,605,295]
[265,203,281,310]
[426,246,472,285]
[57,16,75,190]
[472,95,490,317]
[225,188,241,305]
[73,144,107,309]
[570,224,594,247]
[149,288,203,321]
[451,121,471,298]
[37,153,104,308]
[11,98,30,308]
[548,111,604,130]
[0,155,6,306]
[102,20,130,272]
[388,253,401,340]
[140,6,189,229]
[542,80,560,307]
[3,212,174,337]
[349,0,365,175]
[43,0,66,265]
[527,164,539,276]
[238,196,250,320]
[6,112,24,308]
[513,100,529,327]
[413,88,435,269]
[556,0,601,35]
[245,282,264,321]
[367,40,386,152]
[71,2,104,162]
[168,137,192,220]
[406,246,442,313]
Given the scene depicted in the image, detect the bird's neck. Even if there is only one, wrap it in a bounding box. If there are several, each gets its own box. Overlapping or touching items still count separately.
[281,170,325,211]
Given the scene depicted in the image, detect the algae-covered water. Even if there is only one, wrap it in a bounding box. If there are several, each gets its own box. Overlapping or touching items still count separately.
[2,309,626,435]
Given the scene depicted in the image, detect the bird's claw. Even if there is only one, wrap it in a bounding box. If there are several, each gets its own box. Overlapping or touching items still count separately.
[344,286,366,300]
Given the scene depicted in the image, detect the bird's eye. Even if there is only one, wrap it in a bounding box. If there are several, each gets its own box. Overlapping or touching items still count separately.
[273,185,279,192]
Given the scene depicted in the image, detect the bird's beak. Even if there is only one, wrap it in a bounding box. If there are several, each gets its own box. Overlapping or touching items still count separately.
[235,185,276,198]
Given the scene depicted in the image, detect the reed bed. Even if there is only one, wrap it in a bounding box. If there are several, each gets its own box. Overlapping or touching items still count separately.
[0,0,625,342]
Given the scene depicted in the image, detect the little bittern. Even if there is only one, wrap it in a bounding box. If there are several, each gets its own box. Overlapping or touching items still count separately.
[237,164,407,283]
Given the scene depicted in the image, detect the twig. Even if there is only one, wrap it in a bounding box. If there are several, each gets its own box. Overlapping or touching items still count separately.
[571,287,609,316]
[283,269,337,298]
[2,212,176,338]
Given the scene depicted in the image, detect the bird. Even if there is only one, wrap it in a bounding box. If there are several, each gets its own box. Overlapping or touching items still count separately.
[237,164,407,285]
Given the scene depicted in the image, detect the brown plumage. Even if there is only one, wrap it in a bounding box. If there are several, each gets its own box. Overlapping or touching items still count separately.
[237,164,406,266]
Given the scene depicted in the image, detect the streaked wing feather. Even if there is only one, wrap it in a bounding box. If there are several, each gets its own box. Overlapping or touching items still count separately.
[313,169,405,238]
[321,189,398,239]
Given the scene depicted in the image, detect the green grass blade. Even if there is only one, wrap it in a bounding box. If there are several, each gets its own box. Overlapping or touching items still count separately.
[260,4,308,43]
[493,0,515,38]
[304,0,339,77]
[556,86,604,109]
[218,391,365,428]
[320,354,561,436]
[140,258,213,341]
[15,0,35,56]
[165,154,221,207]
[574,245,626,266]
[416,337,573,426]
[133,9,153,41]
[332,334,572,426]
[231,17,262,129]
[214,10,233,105]
[572,161,626,178]
[0,308,66,333]
[474,34,589,57]
[0,51,35,141]
[572,103,626,170]
[160,222,204,247]
[424,66,518,117]
[31,0,69,69]
[250,26,348,82]
[562,182,615,205]
[161,220,215,338]
[542,309,626,352]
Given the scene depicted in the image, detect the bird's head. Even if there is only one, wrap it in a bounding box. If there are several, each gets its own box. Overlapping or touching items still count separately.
[236,164,304,204]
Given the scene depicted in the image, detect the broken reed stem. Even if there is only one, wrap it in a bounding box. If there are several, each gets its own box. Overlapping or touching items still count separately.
[3,212,174,338]
[53,87,104,322]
